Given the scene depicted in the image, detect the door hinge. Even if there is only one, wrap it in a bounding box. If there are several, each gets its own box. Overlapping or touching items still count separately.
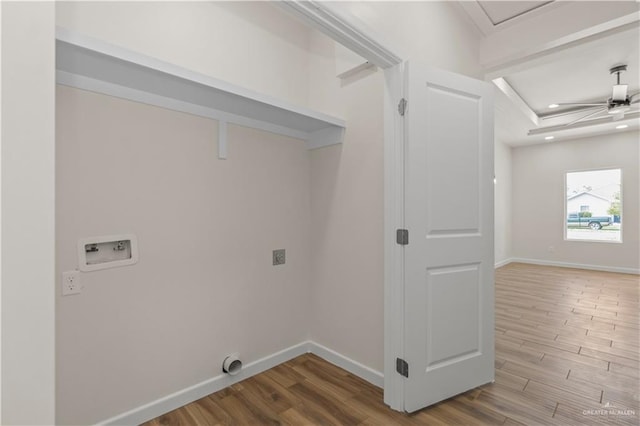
[396,358,409,378]
[398,98,407,116]
[396,229,409,245]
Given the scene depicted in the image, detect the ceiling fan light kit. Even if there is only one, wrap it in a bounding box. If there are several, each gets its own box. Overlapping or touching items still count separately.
[611,84,628,101]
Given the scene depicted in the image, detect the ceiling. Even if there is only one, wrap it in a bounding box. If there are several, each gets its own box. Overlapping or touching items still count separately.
[460,1,640,146]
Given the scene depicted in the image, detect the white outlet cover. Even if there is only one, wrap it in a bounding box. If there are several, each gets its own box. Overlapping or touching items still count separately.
[62,270,81,296]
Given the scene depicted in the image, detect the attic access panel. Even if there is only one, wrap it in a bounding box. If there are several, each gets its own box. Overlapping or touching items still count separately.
[477,1,554,25]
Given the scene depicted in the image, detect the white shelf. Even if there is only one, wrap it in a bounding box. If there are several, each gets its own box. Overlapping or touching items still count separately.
[55,27,346,152]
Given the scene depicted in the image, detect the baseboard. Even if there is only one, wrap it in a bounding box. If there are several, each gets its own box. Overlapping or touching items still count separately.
[97,342,309,426]
[307,341,384,388]
[97,340,384,425]
[494,258,513,268]
[510,257,640,275]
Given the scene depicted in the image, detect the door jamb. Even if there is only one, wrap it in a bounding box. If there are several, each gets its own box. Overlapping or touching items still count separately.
[382,63,405,410]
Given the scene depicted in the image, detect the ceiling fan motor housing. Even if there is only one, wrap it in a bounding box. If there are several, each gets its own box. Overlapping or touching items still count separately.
[609,64,627,75]
[608,65,630,108]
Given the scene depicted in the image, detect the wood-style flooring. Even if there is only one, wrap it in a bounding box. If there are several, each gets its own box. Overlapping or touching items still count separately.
[144,263,639,425]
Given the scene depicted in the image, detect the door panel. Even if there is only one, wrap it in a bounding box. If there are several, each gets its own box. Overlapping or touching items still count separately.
[403,62,494,413]
[426,264,481,369]
[424,85,481,235]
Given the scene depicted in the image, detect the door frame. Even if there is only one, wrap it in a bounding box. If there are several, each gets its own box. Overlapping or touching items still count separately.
[382,62,405,410]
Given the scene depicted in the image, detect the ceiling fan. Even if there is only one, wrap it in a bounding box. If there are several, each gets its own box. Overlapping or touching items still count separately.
[544,65,639,126]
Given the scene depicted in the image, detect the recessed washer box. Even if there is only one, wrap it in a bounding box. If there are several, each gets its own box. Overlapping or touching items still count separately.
[78,234,139,272]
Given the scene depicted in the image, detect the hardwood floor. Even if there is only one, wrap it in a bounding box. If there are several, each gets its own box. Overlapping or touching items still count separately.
[144,263,639,425]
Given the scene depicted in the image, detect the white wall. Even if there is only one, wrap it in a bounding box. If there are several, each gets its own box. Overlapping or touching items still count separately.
[319,1,484,82]
[494,140,513,266]
[56,1,311,106]
[512,131,639,273]
[56,86,312,425]
[1,2,56,424]
[306,1,484,374]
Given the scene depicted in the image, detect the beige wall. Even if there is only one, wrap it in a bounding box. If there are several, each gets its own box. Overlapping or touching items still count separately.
[495,141,513,266]
[308,34,385,371]
[56,86,311,424]
[512,131,639,272]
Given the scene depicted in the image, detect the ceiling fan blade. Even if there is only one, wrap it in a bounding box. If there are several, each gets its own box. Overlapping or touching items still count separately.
[552,102,607,107]
[629,91,639,100]
[612,84,628,101]
[631,98,640,104]
[541,106,603,120]
[564,108,608,126]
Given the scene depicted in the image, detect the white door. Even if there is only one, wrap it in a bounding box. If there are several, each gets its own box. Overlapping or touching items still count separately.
[402,62,495,412]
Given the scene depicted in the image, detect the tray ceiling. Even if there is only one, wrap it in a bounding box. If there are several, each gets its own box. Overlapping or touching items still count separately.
[477,1,554,25]
[459,1,640,146]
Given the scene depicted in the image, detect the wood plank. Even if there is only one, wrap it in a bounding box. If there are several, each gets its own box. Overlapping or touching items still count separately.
[579,347,639,369]
[288,379,368,425]
[344,389,416,426]
[524,379,601,407]
[495,339,545,364]
[505,329,580,353]
[569,365,640,393]
[555,332,613,349]
[447,396,508,425]
[523,341,609,369]
[501,358,569,383]
[494,368,529,392]
[216,394,277,425]
[588,329,639,344]
[609,362,640,379]
[474,382,557,425]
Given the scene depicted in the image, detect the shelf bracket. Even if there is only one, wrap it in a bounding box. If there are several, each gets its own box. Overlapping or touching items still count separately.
[218,120,228,160]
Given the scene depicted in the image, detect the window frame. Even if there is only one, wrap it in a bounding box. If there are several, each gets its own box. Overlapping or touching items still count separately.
[564,167,622,244]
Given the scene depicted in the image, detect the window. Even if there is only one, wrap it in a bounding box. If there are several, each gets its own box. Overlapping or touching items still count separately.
[566,169,621,242]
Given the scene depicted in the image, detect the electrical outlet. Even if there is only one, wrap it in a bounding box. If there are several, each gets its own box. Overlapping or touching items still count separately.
[62,270,81,296]
[273,249,286,266]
